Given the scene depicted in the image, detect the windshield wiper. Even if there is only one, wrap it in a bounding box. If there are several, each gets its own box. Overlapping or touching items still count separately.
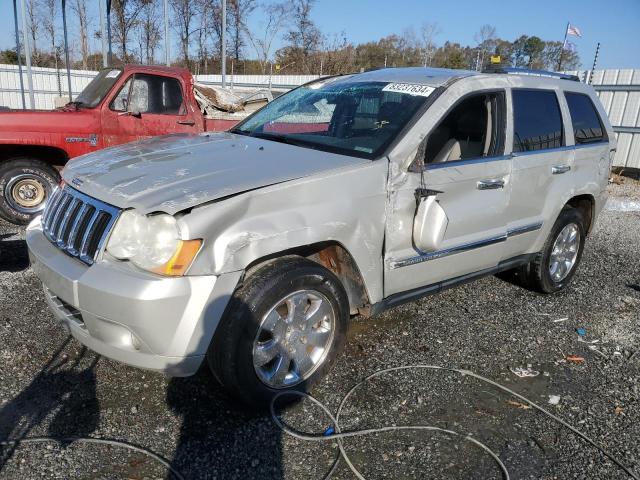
[250,132,306,147]
[65,100,87,110]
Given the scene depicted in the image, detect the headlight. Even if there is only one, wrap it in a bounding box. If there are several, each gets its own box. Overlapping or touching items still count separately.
[107,210,201,276]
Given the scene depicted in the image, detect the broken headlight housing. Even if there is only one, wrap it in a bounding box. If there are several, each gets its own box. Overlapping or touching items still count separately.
[106,210,201,276]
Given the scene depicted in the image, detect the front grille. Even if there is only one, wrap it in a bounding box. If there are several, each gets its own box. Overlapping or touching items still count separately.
[45,286,85,329]
[42,185,120,265]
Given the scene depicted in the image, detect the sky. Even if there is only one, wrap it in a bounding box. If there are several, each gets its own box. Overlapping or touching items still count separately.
[1,0,639,70]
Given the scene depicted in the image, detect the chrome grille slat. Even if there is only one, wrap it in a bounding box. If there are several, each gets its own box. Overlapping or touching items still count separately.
[66,203,90,255]
[56,197,80,247]
[40,185,120,265]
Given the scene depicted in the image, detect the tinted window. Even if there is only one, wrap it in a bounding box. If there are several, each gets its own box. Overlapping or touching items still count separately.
[424,92,505,164]
[565,92,607,144]
[512,89,564,152]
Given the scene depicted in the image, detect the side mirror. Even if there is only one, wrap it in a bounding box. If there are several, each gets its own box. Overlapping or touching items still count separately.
[413,192,448,252]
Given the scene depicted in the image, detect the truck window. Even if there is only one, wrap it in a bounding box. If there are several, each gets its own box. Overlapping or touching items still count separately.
[424,92,505,164]
[110,78,132,111]
[110,74,184,115]
[512,89,564,152]
[564,92,607,144]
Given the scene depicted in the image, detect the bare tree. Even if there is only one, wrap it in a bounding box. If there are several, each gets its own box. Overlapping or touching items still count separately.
[171,0,198,67]
[228,0,256,61]
[284,0,322,73]
[39,0,57,55]
[112,0,146,62]
[420,22,441,67]
[474,24,497,70]
[244,1,288,74]
[26,0,39,54]
[71,0,90,69]
[136,0,161,64]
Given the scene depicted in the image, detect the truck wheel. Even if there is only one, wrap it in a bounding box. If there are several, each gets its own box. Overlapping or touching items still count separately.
[0,158,60,225]
[516,208,586,294]
[207,256,349,408]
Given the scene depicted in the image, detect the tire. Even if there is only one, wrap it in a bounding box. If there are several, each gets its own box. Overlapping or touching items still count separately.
[516,208,586,294]
[0,158,60,225]
[207,256,349,408]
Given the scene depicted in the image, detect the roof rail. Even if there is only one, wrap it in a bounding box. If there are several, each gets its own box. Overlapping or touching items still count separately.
[483,67,580,82]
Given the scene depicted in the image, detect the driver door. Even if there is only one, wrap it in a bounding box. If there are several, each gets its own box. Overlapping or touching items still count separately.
[384,90,512,297]
[101,73,197,147]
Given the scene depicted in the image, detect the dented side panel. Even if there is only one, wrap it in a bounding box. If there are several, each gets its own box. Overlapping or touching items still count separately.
[181,160,389,304]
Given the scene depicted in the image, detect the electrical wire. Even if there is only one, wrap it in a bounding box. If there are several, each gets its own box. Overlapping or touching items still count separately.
[0,436,184,480]
[270,365,640,480]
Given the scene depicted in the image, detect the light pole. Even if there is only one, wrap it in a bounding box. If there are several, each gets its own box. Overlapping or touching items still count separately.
[164,0,170,66]
[12,0,26,109]
[221,0,227,87]
[19,0,35,109]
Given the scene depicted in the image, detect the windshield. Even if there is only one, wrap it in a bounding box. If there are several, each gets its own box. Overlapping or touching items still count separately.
[232,78,434,159]
[74,69,123,108]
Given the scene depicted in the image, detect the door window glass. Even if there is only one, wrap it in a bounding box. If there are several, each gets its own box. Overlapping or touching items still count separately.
[512,89,564,152]
[424,92,505,164]
[564,92,607,144]
[110,78,132,112]
[110,74,184,115]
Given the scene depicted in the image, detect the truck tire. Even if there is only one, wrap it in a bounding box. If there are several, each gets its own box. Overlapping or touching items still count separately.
[516,208,586,294]
[207,256,349,408]
[0,158,60,225]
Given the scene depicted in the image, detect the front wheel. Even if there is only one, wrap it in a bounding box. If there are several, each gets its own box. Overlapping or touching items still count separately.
[517,208,586,293]
[207,256,349,408]
[0,158,60,225]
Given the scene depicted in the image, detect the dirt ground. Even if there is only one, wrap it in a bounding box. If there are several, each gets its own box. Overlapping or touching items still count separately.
[0,179,639,480]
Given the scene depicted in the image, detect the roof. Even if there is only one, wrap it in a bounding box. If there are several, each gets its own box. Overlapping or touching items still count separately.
[345,67,479,87]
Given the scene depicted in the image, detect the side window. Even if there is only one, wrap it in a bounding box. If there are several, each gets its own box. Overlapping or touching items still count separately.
[424,92,505,164]
[111,74,184,115]
[110,78,132,112]
[512,89,564,152]
[564,92,607,144]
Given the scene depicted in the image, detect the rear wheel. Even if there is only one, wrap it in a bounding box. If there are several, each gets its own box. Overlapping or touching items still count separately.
[516,208,586,293]
[0,158,60,225]
[207,257,349,408]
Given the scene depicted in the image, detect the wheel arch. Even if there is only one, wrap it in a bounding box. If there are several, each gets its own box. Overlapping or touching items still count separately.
[0,144,69,168]
[565,194,595,234]
[243,241,371,316]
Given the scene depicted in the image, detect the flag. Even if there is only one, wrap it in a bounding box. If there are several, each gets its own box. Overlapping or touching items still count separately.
[567,24,582,37]
[564,41,577,53]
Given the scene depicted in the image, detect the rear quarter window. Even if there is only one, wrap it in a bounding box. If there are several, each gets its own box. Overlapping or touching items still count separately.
[512,89,564,152]
[564,92,607,144]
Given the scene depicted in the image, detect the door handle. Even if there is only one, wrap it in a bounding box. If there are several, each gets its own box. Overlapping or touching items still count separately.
[177,119,195,126]
[552,165,571,174]
[477,179,505,190]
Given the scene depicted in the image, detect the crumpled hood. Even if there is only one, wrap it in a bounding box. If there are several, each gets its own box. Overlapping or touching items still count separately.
[62,132,367,214]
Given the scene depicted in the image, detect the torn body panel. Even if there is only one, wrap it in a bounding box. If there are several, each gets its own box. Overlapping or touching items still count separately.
[181,160,388,305]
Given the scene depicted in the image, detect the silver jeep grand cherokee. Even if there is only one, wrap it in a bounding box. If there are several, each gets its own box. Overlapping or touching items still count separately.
[27,67,615,406]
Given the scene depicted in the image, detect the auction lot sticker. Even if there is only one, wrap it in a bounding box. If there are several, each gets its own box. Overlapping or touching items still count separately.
[382,83,435,97]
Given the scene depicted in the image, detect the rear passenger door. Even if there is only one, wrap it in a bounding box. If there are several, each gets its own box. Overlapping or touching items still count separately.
[502,89,571,259]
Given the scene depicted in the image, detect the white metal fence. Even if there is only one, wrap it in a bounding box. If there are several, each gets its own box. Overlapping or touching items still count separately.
[568,69,640,170]
[0,63,318,110]
[0,63,638,169]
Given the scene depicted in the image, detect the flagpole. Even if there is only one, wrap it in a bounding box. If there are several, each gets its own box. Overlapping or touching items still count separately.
[557,21,570,71]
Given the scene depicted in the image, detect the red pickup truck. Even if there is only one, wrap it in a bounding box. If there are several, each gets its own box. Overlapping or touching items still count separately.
[0,64,268,224]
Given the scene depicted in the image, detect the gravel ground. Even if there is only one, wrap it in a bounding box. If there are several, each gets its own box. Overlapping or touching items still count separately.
[1,181,639,480]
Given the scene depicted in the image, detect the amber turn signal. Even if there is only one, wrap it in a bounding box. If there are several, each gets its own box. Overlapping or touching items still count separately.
[152,239,202,276]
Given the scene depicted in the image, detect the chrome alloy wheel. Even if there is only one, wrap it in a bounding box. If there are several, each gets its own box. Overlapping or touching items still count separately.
[549,223,580,282]
[253,290,335,388]
[5,174,50,214]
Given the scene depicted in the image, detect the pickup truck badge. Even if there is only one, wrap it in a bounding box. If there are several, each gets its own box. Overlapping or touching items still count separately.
[65,134,98,147]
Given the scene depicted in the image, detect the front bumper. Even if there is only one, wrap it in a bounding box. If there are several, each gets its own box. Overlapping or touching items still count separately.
[26,217,242,376]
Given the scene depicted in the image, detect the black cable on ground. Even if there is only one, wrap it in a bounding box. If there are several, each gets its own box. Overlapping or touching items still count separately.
[270,364,640,480]
[0,436,184,480]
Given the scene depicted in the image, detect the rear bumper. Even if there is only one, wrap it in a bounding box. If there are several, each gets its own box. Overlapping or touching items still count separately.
[27,217,242,376]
